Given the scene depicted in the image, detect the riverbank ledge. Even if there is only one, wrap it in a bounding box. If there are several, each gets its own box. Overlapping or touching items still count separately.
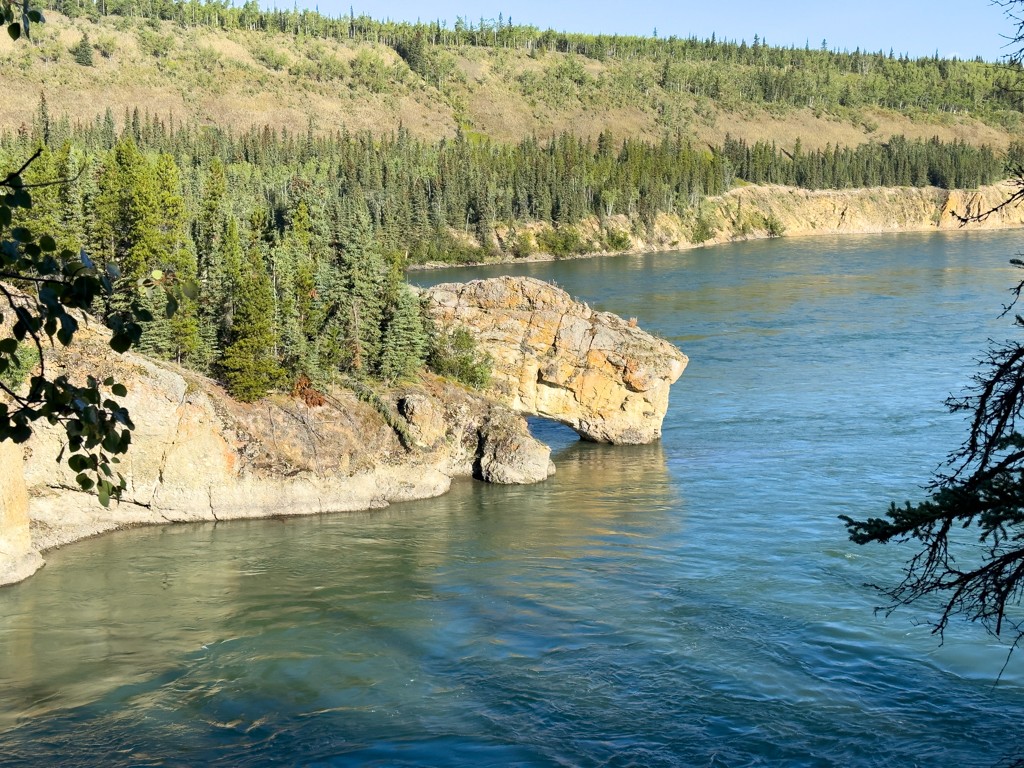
[409,182,1024,271]
[0,278,686,584]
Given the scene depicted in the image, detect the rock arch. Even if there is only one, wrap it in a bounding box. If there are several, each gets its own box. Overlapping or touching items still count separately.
[422,277,687,444]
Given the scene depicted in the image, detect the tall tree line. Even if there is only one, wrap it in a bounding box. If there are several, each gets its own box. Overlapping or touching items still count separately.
[0,107,1010,400]
[722,134,1003,189]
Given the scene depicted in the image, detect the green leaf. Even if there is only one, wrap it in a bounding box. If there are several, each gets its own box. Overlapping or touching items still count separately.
[109,334,132,353]
[150,269,164,281]
[0,206,10,226]
[165,295,178,319]
[38,235,56,252]
[103,377,114,386]
[181,281,199,300]
[105,262,121,278]
[7,22,20,40]
[111,383,127,397]
[97,485,110,507]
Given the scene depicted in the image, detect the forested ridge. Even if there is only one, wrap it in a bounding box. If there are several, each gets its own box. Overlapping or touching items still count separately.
[32,0,1024,117]
[1,95,1016,400]
[2,1,1022,405]
[3,1,1021,152]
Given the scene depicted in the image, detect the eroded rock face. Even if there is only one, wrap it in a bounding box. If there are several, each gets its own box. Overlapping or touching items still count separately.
[12,313,553,554]
[0,440,44,586]
[423,277,687,444]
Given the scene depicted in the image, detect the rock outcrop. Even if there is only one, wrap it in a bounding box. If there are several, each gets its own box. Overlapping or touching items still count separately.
[2,277,682,579]
[423,277,687,444]
[5,315,555,561]
[0,440,43,585]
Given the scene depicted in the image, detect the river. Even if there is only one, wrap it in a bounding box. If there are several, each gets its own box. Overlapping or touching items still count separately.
[2,230,1023,766]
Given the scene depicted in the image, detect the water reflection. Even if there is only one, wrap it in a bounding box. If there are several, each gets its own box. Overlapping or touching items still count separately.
[3,230,1024,765]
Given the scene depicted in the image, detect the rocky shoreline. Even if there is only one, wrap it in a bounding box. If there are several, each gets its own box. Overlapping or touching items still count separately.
[1,277,687,586]
[407,182,1024,272]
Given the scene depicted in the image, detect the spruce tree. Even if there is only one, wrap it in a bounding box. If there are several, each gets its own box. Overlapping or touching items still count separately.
[55,143,85,253]
[218,215,245,339]
[195,157,227,369]
[93,138,162,319]
[72,33,94,66]
[335,195,384,374]
[220,243,283,402]
[380,282,427,382]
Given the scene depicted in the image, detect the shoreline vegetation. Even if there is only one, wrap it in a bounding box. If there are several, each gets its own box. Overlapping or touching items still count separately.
[3,108,1020,411]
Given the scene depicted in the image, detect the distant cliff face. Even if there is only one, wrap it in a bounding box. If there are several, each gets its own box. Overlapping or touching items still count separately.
[423,277,688,444]
[627,182,1024,254]
[701,183,1024,243]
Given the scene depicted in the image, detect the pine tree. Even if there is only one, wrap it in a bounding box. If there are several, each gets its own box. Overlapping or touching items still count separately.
[72,33,94,66]
[220,244,283,402]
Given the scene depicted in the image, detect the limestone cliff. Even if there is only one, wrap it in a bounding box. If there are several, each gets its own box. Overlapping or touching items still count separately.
[423,277,687,444]
[411,182,1024,269]
[695,182,1024,245]
[17,319,555,555]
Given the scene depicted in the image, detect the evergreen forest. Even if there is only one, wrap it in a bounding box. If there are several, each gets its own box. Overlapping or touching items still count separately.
[1,96,1015,401]
[2,0,1022,404]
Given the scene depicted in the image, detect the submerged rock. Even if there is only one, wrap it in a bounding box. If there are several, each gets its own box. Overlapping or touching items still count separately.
[423,276,688,444]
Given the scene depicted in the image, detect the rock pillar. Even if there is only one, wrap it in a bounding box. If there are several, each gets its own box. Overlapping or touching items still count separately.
[0,440,43,586]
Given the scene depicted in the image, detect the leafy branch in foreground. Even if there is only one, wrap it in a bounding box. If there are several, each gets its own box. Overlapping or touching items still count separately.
[841,261,1024,645]
[0,6,192,506]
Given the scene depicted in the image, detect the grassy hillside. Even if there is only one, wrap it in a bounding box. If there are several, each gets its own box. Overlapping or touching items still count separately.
[1,8,1021,150]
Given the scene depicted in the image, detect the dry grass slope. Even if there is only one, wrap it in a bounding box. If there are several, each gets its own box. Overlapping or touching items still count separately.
[0,13,1017,149]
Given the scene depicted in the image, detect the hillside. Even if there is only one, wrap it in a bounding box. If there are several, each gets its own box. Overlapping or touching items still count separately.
[0,9,1020,150]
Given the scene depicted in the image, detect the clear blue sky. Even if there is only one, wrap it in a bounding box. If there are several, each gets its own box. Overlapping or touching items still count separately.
[308,0,1014,61]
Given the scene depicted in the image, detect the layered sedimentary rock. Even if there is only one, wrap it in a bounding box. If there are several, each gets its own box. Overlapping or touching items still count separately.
[423,277,687,444]
[2,277,683,579]
[8,317,553,560]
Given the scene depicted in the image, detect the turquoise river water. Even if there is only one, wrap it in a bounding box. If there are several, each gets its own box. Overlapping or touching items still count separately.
[2,230,1024,766]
